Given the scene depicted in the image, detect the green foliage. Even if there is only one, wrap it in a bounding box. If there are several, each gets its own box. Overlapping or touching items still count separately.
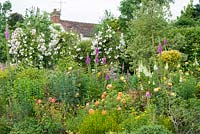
[173,75,197,99]
[167,97,200,134]
[65,110,87,133]
[56,56,78,71]
[0,0,12,62]
[124,0,169,71]
[47,70,84,113]
[9,117,42,134]
[75,40,92,66]
[175,2,200,27]
[8,13,24,29]
[79,73,105,102]
[12,68,46,117]
[166,27,200,64]
[120,111,152,133]
[134,125,172,134]
[79,111,121,134]
[0,117,11,134]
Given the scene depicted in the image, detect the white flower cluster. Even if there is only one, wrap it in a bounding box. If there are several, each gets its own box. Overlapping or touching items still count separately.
[9,28,23,55]
[8,25,63,68]
[91,24,126,63]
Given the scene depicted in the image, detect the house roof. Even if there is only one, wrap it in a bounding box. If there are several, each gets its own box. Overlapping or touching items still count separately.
[60,20,96,37]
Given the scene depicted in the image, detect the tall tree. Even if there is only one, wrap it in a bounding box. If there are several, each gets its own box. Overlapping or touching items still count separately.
[175,1,200,27]
[122,0,171,71]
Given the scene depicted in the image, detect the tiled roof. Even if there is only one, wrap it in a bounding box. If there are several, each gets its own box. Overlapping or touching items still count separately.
[60,20,96,37]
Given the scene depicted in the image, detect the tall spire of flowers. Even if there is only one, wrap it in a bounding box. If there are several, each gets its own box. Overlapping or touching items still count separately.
[4,25,9,40]
[86,55,91,64]
[157,43,162,54]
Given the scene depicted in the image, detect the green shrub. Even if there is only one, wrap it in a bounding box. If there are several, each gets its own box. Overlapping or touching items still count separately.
[173,75,197,99]
[56,56,78,71]
[9,117,42,134]
[0,117,11,134]
[79,111,121,134]
[167,97,200,134]
[11,68,46,117]
[48,71,84,114]
[167,27,200,63]
[120,111,152,133]
[134,125,172,134]
[79,73,105,102]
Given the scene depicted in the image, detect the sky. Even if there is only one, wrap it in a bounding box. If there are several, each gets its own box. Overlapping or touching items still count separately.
[0,0,199,23]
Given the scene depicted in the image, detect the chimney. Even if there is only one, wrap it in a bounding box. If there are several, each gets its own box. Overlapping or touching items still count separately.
[51,9,61,23]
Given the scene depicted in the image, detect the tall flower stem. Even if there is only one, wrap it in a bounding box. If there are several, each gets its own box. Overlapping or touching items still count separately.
[5,24,10,67]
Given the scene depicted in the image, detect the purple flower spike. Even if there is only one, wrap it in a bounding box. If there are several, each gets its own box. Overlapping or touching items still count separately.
[102,57,106,64]
[157,43,162,54]
[4,25,9,40]
[95,55,99,64]
[105,73,110,80]
[163,38,167,45]
[86,55,91,64]
[145,91,150,98]
[95,47,99,55]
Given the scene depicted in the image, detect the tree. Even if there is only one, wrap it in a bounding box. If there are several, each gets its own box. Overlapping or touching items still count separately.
[122,0,170,71]
[8,12,24,29]
[119,0,173,31]
[175,1,200,27]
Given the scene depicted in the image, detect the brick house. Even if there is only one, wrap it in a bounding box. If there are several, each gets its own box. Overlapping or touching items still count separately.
[50,9,96,40]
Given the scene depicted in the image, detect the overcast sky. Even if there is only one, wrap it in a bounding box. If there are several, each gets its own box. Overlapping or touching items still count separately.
[0,0,199,23]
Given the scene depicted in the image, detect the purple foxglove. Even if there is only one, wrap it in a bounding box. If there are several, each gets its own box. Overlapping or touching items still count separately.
[86,55,91,64]
[102,57,106,64]
[95,47,99,55]
[157,43,162,54]
[105,73,110,80]
[4,25,9,40]
[95,55,99,64]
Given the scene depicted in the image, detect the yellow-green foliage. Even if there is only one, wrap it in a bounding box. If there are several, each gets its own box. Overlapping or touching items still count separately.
[160,50,181,65]
[0,66,15,79]
[79,111,120,134]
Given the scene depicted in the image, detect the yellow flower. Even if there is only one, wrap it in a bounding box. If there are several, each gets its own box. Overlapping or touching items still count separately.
[68,67,73,70]
[185,62,189,65]
[120,76,126,82]
[170,92,176,97]
[163,77,167,81]
[154,87,160,92]
[97,72,102,77]
[167,82,172,87]
[118,92,123,97]
[106,84,113,89]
